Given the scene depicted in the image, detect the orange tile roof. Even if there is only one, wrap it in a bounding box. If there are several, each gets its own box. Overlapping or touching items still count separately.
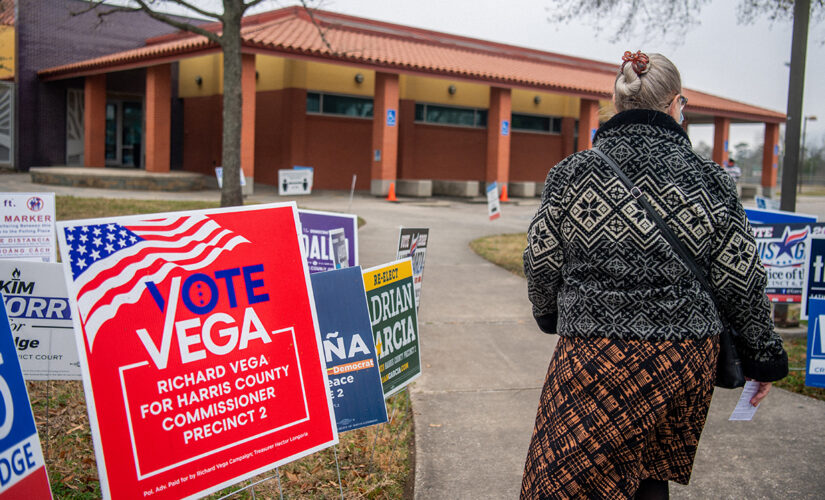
[37,7,784,123]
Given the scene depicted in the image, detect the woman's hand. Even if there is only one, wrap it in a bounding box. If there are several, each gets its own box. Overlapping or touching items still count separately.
[747,379,772,406]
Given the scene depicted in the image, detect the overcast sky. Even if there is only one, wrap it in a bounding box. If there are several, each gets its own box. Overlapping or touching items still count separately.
[270,0,824,152]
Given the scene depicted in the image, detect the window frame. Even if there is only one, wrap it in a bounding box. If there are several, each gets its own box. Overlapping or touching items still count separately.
[306,91,374,119]
[414,102,488,129]
[510,112,563,135]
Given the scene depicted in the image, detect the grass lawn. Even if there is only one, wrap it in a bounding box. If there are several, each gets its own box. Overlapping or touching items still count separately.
[33,196,411,499]
[469,233,526,278]
[470,232,825,403]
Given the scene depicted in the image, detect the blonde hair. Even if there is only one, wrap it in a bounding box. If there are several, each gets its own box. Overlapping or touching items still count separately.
[614,53,682,113]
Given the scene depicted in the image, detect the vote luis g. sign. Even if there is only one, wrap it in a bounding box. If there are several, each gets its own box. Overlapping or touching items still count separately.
[57,204,336,499]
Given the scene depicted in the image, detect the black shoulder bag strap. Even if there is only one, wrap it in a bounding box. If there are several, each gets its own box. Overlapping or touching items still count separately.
[592,146,744,388]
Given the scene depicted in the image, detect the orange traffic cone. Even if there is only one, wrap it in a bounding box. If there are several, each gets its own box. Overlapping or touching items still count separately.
[386,182,398,202]
[499,183,509,202]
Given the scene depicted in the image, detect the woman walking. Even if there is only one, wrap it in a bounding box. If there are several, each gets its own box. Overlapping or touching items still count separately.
[521,51,788,499]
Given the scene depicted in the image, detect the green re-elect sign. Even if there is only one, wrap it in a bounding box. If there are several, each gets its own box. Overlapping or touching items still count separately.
[362,258,421,398]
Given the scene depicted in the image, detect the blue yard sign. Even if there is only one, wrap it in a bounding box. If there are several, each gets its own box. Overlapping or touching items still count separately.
[805,298,825,388]
[745,208,818,224]
[311,267,388,433]
[802,235,825,319]
[386,109,397,127]
[0,296,52,498]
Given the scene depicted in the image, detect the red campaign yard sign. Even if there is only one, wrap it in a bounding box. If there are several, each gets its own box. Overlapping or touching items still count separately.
[56,203,337,499]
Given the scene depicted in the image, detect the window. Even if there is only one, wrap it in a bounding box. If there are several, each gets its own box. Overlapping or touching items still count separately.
[511,113,562,134]
[306,92,373,118]
[414,103,487,128]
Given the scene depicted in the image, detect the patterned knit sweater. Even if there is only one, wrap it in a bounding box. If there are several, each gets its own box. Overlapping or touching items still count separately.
[524,109,788,382]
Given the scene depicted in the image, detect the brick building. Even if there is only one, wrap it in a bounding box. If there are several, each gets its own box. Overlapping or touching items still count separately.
[13,1,785,195]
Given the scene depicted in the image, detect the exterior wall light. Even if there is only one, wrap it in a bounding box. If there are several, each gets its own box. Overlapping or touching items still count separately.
[255,71,260,80]
[195,75,203,86]
[534,95,541,105]
[448,84,457,95]
[354,73,364,84]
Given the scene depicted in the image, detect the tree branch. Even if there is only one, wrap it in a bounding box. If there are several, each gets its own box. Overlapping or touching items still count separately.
[70,1,142,29]
[245,0,270,9]
[299,0,339,56]
[167,0,223,21]
[132,0,222,44]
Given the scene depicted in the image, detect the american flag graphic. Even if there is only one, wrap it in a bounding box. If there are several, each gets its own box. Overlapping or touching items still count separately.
[409,235,418,258]
[64,215,249,348]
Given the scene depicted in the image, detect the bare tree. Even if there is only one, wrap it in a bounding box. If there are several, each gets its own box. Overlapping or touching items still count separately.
[546,0,822,209]
[81,0,277,207]
[545,0,823,43]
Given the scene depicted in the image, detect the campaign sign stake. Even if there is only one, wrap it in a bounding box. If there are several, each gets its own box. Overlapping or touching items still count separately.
[0,296,53,498]
[57,203,337,499]
[805,298,825,388]
[362,259,421,398]
[311,267,388,433]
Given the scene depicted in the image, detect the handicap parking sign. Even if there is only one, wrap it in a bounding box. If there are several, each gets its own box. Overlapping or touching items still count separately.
[805,298,825,388]
[501,120,509,136]
[387,109,396,127]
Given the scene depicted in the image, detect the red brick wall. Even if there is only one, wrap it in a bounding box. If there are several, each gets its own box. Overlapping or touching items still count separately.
[407,124,486,181]
[304,115,372,190]
[183,91,565,189]
[182,95,222,176]
[254,90,288,186]
[510,132,564,182]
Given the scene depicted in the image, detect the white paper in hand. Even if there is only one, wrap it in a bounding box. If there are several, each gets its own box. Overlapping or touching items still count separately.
[729,380,761,421]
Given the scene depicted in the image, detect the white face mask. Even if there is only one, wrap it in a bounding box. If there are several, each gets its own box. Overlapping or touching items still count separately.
[679,110,685,125]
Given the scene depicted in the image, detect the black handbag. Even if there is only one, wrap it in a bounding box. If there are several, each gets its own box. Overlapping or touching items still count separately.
[592,147,746,389]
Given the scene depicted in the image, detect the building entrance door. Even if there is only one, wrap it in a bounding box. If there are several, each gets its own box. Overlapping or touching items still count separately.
[105,100,143,167]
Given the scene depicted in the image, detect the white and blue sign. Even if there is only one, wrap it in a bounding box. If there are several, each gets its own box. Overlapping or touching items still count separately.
[755,196,780,211]
[0,261,80,381]
[486,182,501,220]
[311,267,388,433]
[386,109,397,127]
[802,235,825,319]
[805,298,825,388]
[501,120,509,136]
[0,295,52,497]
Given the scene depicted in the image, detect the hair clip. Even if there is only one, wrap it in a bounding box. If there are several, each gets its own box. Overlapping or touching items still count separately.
[621,50,650,75]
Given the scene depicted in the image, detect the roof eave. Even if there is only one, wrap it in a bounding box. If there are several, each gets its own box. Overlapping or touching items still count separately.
[38,43,220,81]
[243,43,613,101]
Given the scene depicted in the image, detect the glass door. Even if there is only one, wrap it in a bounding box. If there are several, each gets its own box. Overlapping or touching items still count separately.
[104,100,143,167]
[122,102,142,168]
[105,103,119,165]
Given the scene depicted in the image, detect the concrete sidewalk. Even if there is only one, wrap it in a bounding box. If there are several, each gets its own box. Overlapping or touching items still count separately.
[3,172,825,498]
